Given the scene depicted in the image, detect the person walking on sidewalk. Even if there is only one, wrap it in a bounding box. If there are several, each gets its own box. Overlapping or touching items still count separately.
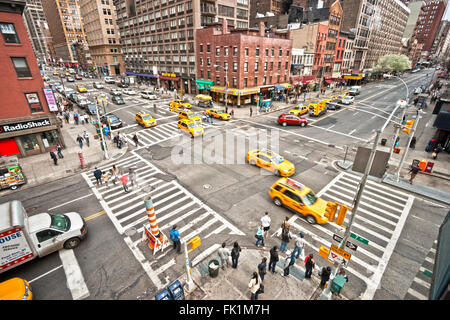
[432,144,443,159]
[409,136,417,149]
[49,149,58,166]
[231,241,241,268]
[319,266,332,289]
[255,224,265,248]
[231,109,234,117]
[248,272,261,300]
[280,224,292,253]
[169,225,181,254]
[83,131,90,147]
[56,145,64,159]
[283,250,296,277]
[218,242,231,270]
[128,168,137,188]
[409,164,420,184]
[304,254,315,279]
[292,232,305,259]
[76,134,84,149]
[112,165,119,184]
[73,112,79,125]
[120,172,129,192]
[93,167,103,186]
[269,246,279,274]
[258,257,267,282]
[249,107,253,117]
[260,211,271,239]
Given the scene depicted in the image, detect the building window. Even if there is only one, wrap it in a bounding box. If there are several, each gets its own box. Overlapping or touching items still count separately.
[245,47,248,56]
[0,22,20,44]
[243,78,247,87]
[233,62,237,72]
[254,62,258,71]
[233,78,237,87]
[199,44,203,52]
[11,57,32,78]
[216,76,220,86]
[244,62,248,72]
[233,47,238,56]
[254,77,257,86]
[256,46,259,56]
[216,47,220,56]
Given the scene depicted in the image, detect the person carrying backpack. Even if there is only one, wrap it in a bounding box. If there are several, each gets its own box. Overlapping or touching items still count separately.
[169,225,181,254]
[280,219,292,253]
[304,254,315,279]
[231,241,241,268]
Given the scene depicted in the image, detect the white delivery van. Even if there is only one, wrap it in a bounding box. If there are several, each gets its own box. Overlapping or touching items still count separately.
[349,86,361,96]
[0,200,87,274]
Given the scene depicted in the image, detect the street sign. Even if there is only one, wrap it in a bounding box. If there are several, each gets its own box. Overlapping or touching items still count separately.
[350,233,369,245]
[332,234,358,251]
[328,244,351,266]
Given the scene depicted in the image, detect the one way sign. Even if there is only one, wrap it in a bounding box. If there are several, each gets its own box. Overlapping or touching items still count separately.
[332,234,358,251]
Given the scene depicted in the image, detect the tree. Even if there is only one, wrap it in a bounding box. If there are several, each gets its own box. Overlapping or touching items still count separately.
[374,54,412,74]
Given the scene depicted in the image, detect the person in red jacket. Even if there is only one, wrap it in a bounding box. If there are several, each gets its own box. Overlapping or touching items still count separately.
[120,173,129,192]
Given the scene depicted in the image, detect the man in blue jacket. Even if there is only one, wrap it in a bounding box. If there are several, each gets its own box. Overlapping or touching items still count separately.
[169,225,181,254]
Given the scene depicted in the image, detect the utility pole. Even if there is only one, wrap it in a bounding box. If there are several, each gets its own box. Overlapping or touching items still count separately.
[388,100,408,161]
[95,101,109,160]
[184,239,195,292]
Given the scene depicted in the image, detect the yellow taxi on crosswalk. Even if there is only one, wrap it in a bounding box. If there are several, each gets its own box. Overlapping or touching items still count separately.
[288,104,309,116]
[337,92,349,99]
[246,149,295,177]
[170,99,192,111]
[177,119,204,137]
[178,110,202,125]
[136,111,157,127]
[269,177,329,225]
[205,108,232,120]
[76,84,87,93]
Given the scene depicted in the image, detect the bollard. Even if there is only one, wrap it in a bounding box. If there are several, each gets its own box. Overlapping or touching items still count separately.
[78,151,87,169]
[143,196,169,254]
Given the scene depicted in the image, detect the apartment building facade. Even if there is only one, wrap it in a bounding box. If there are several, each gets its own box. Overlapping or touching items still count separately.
[114,0,251,94]
[22,0,51,63]
[79,0,125,75]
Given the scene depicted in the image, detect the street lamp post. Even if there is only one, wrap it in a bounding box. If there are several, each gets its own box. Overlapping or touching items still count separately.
[383,74,409,102]
[388,100,408,161]
[95,101,109,160]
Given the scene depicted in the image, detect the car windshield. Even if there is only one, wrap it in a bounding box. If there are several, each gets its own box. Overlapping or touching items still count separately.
[187,123,197,128]
[50,214,70,231]
[191,113,201,118]
[142,115,152,120]
[272,155,284,164]
[109,115,119,121]
[303,191,318,206]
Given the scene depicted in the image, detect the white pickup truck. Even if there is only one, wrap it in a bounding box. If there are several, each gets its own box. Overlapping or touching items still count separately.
[349,86,361,96]
[0,200,87,274]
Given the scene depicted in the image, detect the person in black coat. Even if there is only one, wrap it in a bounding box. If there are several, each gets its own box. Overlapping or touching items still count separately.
[231,241,241,268]
[258,257,267,282]
[320,266,331,289]
[50,149,58,165]
[268,246,279,274]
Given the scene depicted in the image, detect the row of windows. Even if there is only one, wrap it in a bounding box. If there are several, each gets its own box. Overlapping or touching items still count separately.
[199,44,290,58]
[199,59,289,72]
[199,73,288,88]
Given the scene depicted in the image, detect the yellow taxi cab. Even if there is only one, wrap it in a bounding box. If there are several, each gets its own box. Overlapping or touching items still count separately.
[65,72,71,77]
[205,108,232,120]
[288,104,309,116]
[177,119,204,137]
[321,97,336,103]
[246,149,295,177]
[269,177,329,224]
[76,84,87,93]
[0,278,33,300]
[178,110,202,125]
[136,111,157,127]
[337,92,349,99]
[170,99,192,111]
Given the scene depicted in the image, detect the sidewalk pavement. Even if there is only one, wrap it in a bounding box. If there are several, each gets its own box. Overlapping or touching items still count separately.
[181,245,347,301]
[2,113,129,196]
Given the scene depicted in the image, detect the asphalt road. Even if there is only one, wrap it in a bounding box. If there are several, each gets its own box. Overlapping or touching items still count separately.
[1,68,446,300]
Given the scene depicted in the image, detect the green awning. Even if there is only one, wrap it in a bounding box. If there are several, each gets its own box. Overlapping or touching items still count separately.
[195,80,214,90]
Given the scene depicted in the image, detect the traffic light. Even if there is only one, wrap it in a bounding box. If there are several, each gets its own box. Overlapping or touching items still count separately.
[324,202,338,222]
[336,205,349,225]
[403,120,414,134]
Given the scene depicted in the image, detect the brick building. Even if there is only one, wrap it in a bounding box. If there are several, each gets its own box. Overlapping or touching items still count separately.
[0,0,64,158]
[196,21,292,106]
[323,0,342,77]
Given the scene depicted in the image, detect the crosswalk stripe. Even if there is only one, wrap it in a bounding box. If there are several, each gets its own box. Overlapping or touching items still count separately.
[407,287,428,300]
[343,172,410,199]
[413,277,431,289]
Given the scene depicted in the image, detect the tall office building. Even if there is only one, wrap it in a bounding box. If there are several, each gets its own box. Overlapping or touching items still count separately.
[41,0,91,67]
[22,0,51,63]
[78,0,125,75]
[114,0,251,94]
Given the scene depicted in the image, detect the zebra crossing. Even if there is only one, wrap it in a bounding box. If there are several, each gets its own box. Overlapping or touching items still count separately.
[81,152,244,289]
[404,240,436,300]
[278,171,414,300]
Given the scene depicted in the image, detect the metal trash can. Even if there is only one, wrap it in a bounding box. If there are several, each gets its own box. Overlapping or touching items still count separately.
[381,138,387,146]
[208,259,220,278]
[168,280,185,300]
[155,288,173,300]
[330,275,347,295]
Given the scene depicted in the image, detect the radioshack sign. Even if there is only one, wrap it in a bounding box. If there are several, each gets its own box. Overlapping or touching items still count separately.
[0,119,51,134]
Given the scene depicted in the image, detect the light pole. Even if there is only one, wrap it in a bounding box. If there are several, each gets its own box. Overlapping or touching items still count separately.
[95,101,109,160]
[383,74,409,102]
[388,100,408,161]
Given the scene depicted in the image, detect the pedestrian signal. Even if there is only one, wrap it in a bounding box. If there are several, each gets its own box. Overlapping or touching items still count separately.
[324,202,338,222]
[403,120,414,134]
[336,205,349,226]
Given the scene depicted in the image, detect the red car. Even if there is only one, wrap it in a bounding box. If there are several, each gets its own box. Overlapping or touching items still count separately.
[277,114,308,127]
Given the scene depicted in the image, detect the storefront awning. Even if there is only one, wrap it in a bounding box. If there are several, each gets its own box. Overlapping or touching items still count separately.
[275,85,285,90]
[195,80,214,90]
[210,86,259,96]
[343,74,363,80]
[280,83,293,89]
[125,72,158,78]
[159,76,180,81]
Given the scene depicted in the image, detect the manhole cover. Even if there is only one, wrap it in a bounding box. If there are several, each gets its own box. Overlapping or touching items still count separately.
[124,227,137,237]
[203,184,212,189]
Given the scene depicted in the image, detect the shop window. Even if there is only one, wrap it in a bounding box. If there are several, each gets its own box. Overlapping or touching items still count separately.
[41,130,59,148]
[20,134,40,152]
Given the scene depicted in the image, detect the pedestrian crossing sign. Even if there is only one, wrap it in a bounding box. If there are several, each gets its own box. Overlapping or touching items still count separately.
[329,244,351,266]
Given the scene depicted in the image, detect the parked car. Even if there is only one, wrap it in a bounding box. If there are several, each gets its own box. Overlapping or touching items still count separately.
[123,88,136,95]
[277,114,308,127]
[341,96,354,105]
[111,95,125,105]
[104,76,116,84]
[66,76,75,82]
[117,82,129,88]
[141,91,158,99]
[93,82,104,89]
[110,88,122,96]
[101,114,122,129]
[86,103,98,115]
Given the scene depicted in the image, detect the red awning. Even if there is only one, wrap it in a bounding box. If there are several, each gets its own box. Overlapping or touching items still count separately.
[159,76,180,81]
[0,139,20,156]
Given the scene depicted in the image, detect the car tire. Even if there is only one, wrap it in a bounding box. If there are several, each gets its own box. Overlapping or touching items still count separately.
[273,197,283,207]
[274,169,281,176]
[249,159,256,166]
[282,122,287,127]
[300,122,306,127]
[305,215,317,224]
[64,237,81,249]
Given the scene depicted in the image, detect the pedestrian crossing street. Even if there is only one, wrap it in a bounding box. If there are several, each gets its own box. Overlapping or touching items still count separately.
[81,152,244,289]
[404,240,436,300]
[276,171,414,300]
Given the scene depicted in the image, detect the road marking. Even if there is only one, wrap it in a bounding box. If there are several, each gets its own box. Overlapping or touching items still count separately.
[59,249,90,300]
[84,210,106,221]
[348,129,356,135]
[29,265,64,284]
[48,193,94,211]
[308,124,365,141]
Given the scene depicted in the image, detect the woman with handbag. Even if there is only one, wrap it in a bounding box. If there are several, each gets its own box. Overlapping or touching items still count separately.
[255,224,265,247]
[248,272,261,300]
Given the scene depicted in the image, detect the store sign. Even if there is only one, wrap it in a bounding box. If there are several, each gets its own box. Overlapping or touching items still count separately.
[162,73,177,78]
[260,86,275,92]
[0,119,51,134]
[43,89,58,112]
[25,92,43,112]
